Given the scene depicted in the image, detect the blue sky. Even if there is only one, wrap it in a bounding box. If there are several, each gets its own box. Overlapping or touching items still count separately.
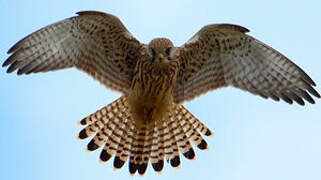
[1,0,321,180]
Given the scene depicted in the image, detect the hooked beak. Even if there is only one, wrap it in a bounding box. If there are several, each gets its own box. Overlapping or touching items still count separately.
[156,52,164,61]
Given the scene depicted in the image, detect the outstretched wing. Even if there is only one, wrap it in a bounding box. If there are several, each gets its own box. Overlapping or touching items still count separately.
[3,11,143,93]
[174,24,320,105]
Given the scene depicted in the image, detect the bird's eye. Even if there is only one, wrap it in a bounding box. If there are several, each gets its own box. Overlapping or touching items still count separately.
[150,48,156,58]
[165,47,171,56]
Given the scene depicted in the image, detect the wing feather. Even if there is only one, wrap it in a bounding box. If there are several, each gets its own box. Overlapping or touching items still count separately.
[3,11,143,93]
[174,24,320,105]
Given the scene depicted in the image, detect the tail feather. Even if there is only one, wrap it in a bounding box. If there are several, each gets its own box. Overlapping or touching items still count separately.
[77,96,214,175]
[142,123,159,174]
[113,119,132,169]
[173,115,195,160]
[179,107,209,150]
[78,116,106,139]
[179,106,213,137]
[128,128,138,174]
[129,126,150,175]
[168,116,181,168]
[86,117,113,151]
[138,127,152,175]
[111,116,129,169]
[102,110,132,165]
[135,127,147,175]
[163,120,174,163]
[151,122,165,172]
[150,122,163,172]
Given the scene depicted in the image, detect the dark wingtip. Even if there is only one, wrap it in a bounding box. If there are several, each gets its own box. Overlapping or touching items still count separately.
[76,11,86,15]
[314,90,321,98]
[76,11,107,17]
[7,46,17,54]
[310,79,316,87]
[297,100,305,106]
[300,90,315,104]
[292,95,305,106]
[2,59,10,67]
[78,129,89,139]
[304,84,321,98]
[17,68,27,75]
[152,160,164,172]
[170,156,180,168]
[183,148,195,160]
[6,68,14,74]
[309,98,316,104]
[280,93,293,105]
[303,75,316,87]
[99,149,112,162]
[6,61,20,74]
[113,156,125,169]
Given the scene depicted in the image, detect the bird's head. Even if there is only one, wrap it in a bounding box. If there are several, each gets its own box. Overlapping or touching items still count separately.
[147,38,175,64]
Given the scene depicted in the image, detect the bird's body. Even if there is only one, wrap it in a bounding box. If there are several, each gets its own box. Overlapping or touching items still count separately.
[128,38,179,127]
[3,11,320,175]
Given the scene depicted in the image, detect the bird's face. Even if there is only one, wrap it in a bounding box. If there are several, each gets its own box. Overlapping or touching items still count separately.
[147,38,175,65]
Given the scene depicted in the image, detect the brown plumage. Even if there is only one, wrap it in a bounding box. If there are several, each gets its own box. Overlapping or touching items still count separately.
[3,11,320,175]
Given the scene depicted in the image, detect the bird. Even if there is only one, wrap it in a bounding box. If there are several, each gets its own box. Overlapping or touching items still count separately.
[3,10,320,175]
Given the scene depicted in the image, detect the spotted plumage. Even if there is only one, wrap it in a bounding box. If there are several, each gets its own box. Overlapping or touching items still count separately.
[3,11,320,175]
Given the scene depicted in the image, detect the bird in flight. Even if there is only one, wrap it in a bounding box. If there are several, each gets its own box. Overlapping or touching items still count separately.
[3,11,320,175]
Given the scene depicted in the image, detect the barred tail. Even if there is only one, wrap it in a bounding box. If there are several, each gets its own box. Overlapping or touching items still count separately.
[77,96,214,175]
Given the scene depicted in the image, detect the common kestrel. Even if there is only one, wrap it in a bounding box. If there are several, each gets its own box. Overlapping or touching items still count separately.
[3,11,320,175]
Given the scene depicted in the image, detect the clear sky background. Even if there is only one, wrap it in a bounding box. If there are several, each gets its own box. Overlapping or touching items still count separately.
[1,0,321,180]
